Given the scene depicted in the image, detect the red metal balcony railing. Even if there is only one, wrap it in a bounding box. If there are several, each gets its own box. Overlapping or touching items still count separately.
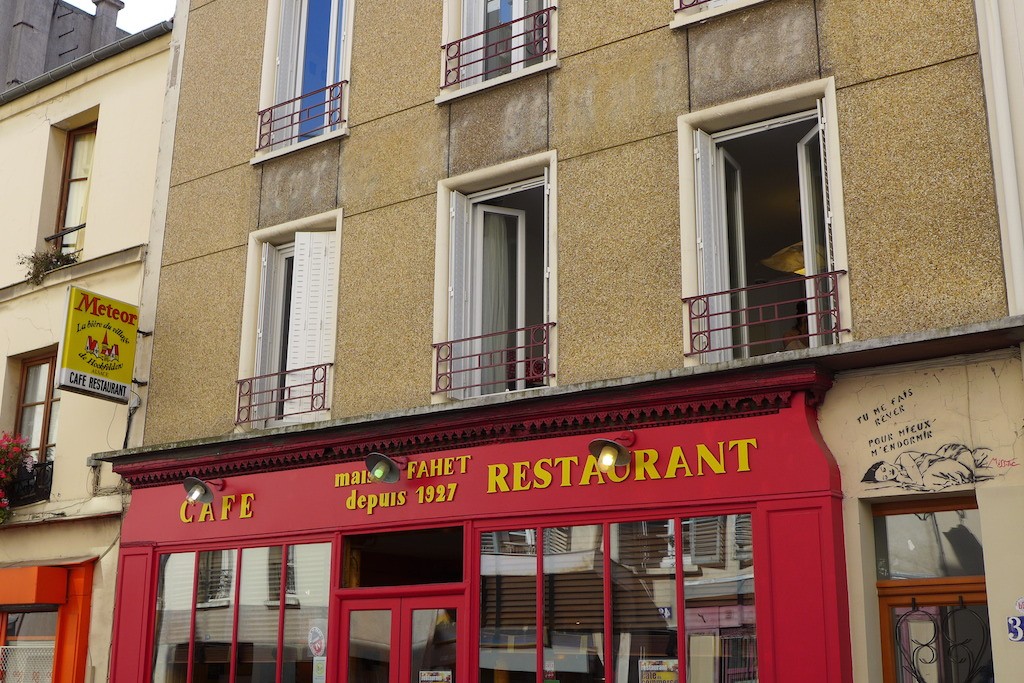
[236,363,332,424]
[442,7,555,88]
[256,80,347,151]
[683,271,847,358]
[434,322,555,395]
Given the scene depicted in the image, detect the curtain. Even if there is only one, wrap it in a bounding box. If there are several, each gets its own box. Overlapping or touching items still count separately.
[480,212,511,390]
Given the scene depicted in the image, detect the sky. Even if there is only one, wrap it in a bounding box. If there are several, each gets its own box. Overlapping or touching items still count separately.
[63,0,177,34]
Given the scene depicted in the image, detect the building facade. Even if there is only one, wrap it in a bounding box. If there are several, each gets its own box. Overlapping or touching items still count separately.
[0,9,174,682]
[100,0,1024,682]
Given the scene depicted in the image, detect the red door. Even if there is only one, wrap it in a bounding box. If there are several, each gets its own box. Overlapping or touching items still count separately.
[341,596,463,683]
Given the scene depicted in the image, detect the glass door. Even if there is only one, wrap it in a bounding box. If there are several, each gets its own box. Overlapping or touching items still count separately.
[343,597,462,683]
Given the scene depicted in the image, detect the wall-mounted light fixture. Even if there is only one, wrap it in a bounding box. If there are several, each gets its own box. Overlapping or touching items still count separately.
[182,477,224,505]
[365,453,408,484]
[589,431,636,473]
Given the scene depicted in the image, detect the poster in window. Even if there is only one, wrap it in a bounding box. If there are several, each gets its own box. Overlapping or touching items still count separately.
[639,659,678,683]
[419,671,452,683]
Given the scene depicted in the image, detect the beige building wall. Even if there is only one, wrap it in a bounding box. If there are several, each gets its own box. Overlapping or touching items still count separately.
[820,351,1024,681]
[0,30,172,681]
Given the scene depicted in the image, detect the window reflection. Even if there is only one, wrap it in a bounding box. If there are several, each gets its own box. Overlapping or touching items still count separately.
[683,514,756,683]
[612,520,678,683]
[874,509,984,580]
[480,529,538,683]
[283,544,332,681]
[543,525,604,683]
[236,547,281,682]
[349,610,392,683]
[410,609,458,683]
[151,552,196,683]
[194,549,237,681]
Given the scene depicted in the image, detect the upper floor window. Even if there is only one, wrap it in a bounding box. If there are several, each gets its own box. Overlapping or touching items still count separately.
[15,354,59,463]
[53,125,95,254]
[440,0,557,97]
[237,231,338,424]
[683,98,848,363]
[435,169,555,398]
[671,0,770,29]
[257,0,352,152]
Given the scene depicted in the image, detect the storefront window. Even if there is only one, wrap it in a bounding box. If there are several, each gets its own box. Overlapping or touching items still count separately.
[151,543,330,683]
[683,514,756,683]
[612,520,677,683]
[348,610,392,683]
[0,609,58,682]
[343,527,463,587]
[543,525,604,683]
[480,528,538,683]
[152,552,197,683]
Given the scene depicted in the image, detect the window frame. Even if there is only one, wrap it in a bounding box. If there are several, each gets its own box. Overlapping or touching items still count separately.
[255,0,356,158]
[433,152,558,402]
[14,353,60,463]
[54,124,96,254]
[238,210,342,426]
[669,0,772,30]
[677,78,852,365]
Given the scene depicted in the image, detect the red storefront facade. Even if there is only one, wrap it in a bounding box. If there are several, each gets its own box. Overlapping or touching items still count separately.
[104,368,853,683]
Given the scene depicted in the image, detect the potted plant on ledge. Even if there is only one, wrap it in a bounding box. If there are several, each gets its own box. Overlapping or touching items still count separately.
[0,433,31,524]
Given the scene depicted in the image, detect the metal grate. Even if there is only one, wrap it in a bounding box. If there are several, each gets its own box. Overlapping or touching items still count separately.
[683,271,847,359]
[8,460,53,507]
[894,600,992,683]
[675,0,715,11]
[236,363,332,425]
[0,645,55,682]
[433,322,554,395]
[256,80,346,151]
[441,7,555,88]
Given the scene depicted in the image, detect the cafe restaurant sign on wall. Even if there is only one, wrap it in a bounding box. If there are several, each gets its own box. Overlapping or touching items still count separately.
[57,286,139,404]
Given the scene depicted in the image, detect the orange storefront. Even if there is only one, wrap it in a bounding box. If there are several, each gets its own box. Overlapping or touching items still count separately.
[104,368,854,683]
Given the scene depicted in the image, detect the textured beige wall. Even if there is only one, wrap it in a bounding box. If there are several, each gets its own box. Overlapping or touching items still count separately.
[837,56,1005,337]
[557,133,684,385]
[148,0,1006,444]
[335,195,437,417]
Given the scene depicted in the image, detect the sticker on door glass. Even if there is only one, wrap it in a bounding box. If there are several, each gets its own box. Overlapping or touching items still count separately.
[308,626,326,657]
[419,671,453,683]
[313,656,327,683]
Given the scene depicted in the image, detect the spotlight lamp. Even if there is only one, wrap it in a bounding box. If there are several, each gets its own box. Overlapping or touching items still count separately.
[589,431,637,473]
[365,452,407,484]
[182,477,224,505]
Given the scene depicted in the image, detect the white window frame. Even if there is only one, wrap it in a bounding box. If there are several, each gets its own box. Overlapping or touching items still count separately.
[677,78,852,366]
[433,151,558,402]
[238,209,342,427]
[669,0,772,30]
[254,0,356,159]
[436,0,559,103]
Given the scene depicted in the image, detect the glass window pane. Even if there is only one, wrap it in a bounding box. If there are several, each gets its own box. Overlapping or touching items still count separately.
[4,610,58,644]
[343,527,462,587]
[193,549,237,681]
[543,525,604,683]
[889,603,993,683]
[22,363,48,404]
[46,399,60,450]
[69,132,95,178]
[874,509,985,580]
[20,404,43,450]
[683,514,756,683]
[152,552,196,683]
[410,608,458,683]
[612,520,678,683]
[64,179,90,228]
[348,610,391,683]
[480,529,537,683]
[282,543,332,682]
[236,546,282,682]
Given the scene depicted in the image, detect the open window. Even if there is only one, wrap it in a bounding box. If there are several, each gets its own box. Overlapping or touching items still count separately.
[52,124,95,254]
[440,0,557,96]
[688,103,845,362]
[437,175,552,398]
[237,229,338,425]
[257,0,352,151]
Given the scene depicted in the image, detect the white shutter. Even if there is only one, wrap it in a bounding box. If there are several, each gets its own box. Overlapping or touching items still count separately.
[283,231,337,417]
[693,129,730,363]
[254,242,282,421]
[816,98,834,270]
[273,0,303,145]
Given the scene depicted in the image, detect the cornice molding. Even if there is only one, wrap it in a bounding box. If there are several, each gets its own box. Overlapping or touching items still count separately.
[114,365,831,488]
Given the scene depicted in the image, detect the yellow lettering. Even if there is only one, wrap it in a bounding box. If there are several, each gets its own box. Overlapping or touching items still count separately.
[443,458,454,476]
[512,461,531,491]
[335,473,350,487]
[179,501,194,523]
[634,449,662,480]
[220,494,236,520]
[239,493,255,519]
[554,456,577,487]
[606,461,631,483]
[578,456,606,486]
[198,503,215,522]
[346,489,358,510]
[729,438,757,472]
[457,454,472,473]
[488,464,510,493]
[533,458,553,489]
[665,446,693,478]
[430,458,443,477]
[696,442,726,475]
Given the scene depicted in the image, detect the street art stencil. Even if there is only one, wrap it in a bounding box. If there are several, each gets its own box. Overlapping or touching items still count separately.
[861,443,1001,491]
